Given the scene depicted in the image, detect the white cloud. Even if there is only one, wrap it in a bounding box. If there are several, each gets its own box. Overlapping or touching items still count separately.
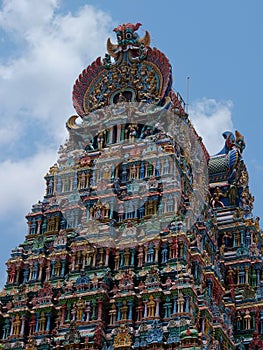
[0,0,113,146]
[189,98,234,155]
[0,119,22,146]
[0,0,59,34]
[0,147,58,218]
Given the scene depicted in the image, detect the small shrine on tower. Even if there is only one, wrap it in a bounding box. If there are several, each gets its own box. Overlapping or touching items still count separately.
[0,23,262,350]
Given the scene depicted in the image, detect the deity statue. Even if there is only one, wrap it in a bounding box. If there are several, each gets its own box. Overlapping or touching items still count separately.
[13,315,21,335]
[76,298,85,321]
[147,295,155,317]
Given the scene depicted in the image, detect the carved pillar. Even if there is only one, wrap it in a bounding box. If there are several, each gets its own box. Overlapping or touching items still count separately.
[86,205,90,222]
[61,258,66,277]
[51,260,56,277]
[10,317,14,336]
[117,124,121,143]
[105,248,110,266]
[65,304,71,323]
[240,230,244,245]
[109,202,114,219]
[83,302,90,322]
[35,313,40,333]
[71,306,76,321]
[71,253,76,271]
[38,263,44,282]
[86,251,91,266]
[245,266,249,285]
[124,249,130,266]
[116,302,122,322]
[23,265,29,283]
[134,163,139,180]
[3,320,10,339]
[174,197,178,212]
[173,297,178,314]
[37,219,42,234]
[69,176,74,192]
[137,247,143,267]
[236,267,240,284]
[45,260,51,281]
[120,250,124,267]
[185,296,190,313]
[143,300,148,319]
[128,300,133,320]
[99,248,104,266]
[20,315,26,336]
[144,246,148,264]
[207,279,213,297]
[233,232,237,247]
[97,299,103,321]
[130,248,135,266]
[201,317,205,333]
[61,178,65,193]
[29,262,33,281]
[92,250,96,267]
[155,298,160,317]
[46,312,51,331]
[114,251,120,270]
[91,300,96,320]
[61,304,66,325]
[109,126,114,144]
[73,173,78,190]
[154,242,159,263]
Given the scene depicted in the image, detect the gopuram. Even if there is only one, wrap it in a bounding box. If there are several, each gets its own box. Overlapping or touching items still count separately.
[0,23,261,350]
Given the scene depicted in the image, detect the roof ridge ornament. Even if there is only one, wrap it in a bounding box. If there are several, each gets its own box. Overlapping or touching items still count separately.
[73,23,180,116]
[107,22,150,59]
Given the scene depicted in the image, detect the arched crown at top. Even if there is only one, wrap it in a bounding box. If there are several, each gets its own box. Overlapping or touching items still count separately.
[72,23,185,117]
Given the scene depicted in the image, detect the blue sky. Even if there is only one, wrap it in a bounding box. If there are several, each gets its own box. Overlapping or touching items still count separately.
[0,0,262,287]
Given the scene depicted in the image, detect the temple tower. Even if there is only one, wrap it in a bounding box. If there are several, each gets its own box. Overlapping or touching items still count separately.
[0,23,261,350]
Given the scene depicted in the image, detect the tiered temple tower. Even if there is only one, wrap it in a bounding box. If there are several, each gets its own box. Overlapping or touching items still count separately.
[0,23,262,350]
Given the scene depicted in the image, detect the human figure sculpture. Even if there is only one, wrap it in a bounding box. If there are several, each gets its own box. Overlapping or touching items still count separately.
[120,300,128,320]
[147,295,155,317]
[29,315,36,335]
[76,297,85,321]
[178,291,185,313]
[13,315,21,335]
[39,312,46,332]
[244,310,251,330]
[137,246,144,267]
[211,186,225,208]
[227,267,235,285]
